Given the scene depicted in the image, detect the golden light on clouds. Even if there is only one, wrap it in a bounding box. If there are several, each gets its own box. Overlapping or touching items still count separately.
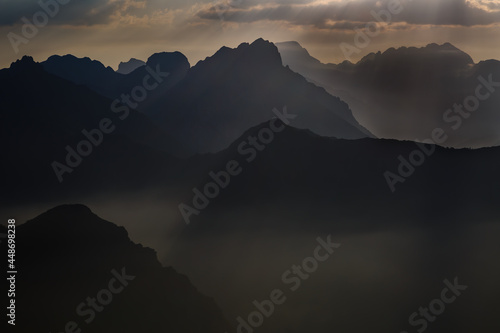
[468,0,500,12]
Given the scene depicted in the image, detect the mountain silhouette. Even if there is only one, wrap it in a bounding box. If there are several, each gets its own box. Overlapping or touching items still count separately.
[3,53,500,219]
[276,41,500,148]
[5,204,231,333]
[171,122,500,234]
[117,57,146,74]
[39,39,373,154]
[145,38,373,153]
[3,57,500,215]
[2,56,500,333]
[1,37,499,333]
[166,123,500,333]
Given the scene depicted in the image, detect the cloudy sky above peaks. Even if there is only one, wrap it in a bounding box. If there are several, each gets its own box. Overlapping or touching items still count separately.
[1,0,499,69]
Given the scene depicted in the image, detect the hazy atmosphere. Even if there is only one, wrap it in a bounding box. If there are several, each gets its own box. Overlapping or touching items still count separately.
[1,1,500,333]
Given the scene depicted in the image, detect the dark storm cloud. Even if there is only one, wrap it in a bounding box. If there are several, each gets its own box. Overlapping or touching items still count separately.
[0,0,169,26]
[197,0,500,29]
[197,2,366,29]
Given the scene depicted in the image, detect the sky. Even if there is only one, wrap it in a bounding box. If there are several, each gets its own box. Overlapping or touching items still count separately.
[1,0,500,69]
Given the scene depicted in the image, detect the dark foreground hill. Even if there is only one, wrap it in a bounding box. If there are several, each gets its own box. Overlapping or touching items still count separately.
[1,204,231,333]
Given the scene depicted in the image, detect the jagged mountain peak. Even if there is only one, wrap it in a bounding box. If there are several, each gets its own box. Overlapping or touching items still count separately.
[8,55,43,73]
[197,38,283,70]
[45,54,114,71]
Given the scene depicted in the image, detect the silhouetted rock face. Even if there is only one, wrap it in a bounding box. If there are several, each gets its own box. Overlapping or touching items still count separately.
[13,204,230,333]
[148,38,372,154]
[35,39,372,155]
[117,58,146,74]
[197,38,284,71]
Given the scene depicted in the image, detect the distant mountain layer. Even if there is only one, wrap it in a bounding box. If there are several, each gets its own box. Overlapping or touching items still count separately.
[41,38,373,154]
[6,204,230,333]
[276,41,500,148]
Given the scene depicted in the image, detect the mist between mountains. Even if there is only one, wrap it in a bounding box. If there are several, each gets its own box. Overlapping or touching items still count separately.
[384,73,500,193]
[226,234,341,333]
[179,106,297,225]
[50,65,170,183]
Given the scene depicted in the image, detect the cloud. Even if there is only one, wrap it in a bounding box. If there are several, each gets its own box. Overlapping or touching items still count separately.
[3,0,499,29]
[2,0,500,29]
[197,0,500,29]
[0,0,175,26]
[469,0,500,12]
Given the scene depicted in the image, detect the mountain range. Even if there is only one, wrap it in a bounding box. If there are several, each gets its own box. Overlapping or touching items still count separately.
[1,38,500,333]
[276,41,500,148]
[2,40,500,212]
[41,38,373,154]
